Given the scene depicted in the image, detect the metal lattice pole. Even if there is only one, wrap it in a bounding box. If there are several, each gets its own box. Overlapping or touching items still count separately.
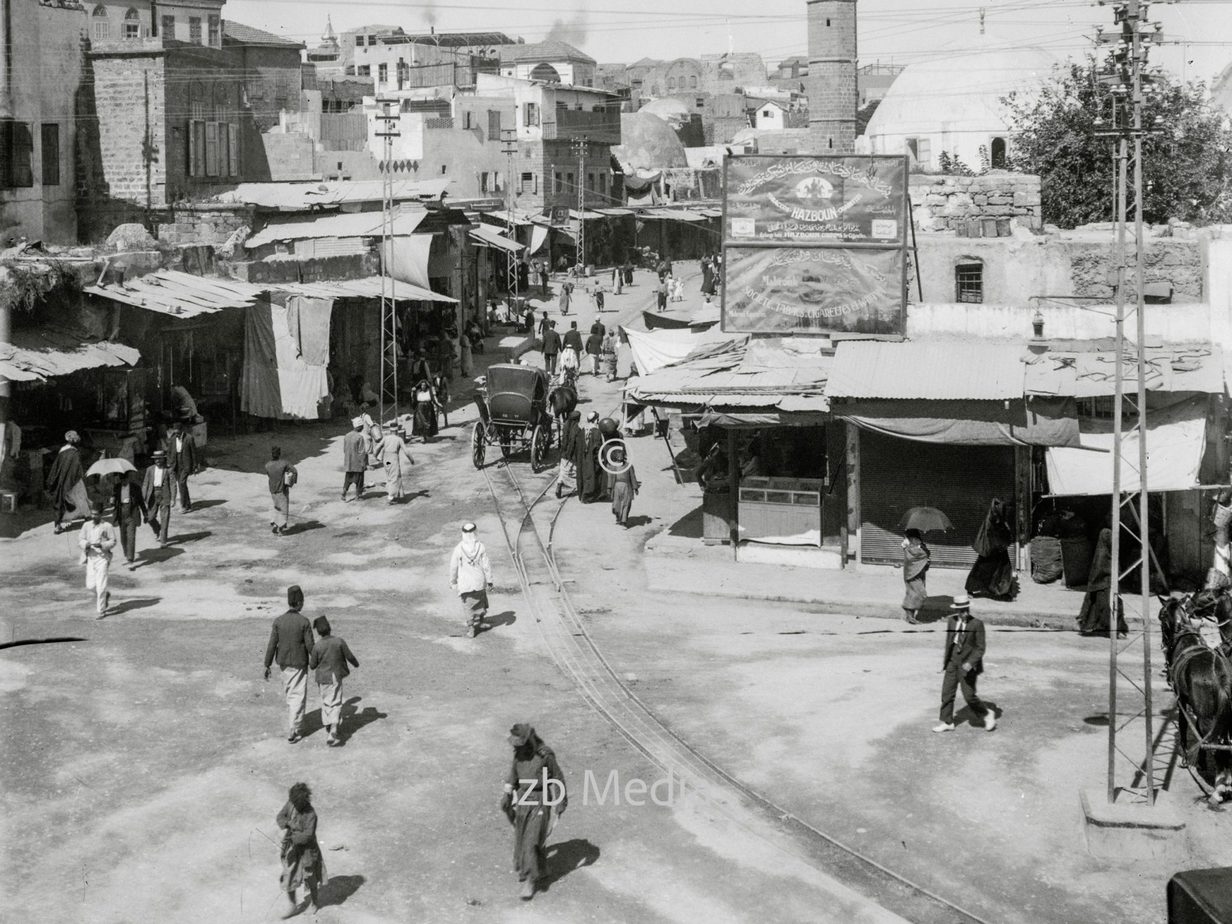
[1094,0,1168,807]
[573,138,587,269]
[501,127,519,300]
[375,99,401,424]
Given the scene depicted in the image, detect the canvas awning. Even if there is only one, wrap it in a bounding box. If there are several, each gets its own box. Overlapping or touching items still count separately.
[479,209,533,226]
[1044,396,1209,495]
[838,398,1080,447]
[85,270,264,317]
[245,208,427,248]
[624,327,741,376]
[642,208,707,222]
[468,224,524,253]
[529,225,550,255]
[217,178,451,209]
[0,330,140,383]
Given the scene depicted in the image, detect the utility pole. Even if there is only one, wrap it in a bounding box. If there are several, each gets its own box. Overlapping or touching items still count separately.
[572,137,587,269]
[500,126,519,301]
[375,98,400,425]
[1092,0,1169,809]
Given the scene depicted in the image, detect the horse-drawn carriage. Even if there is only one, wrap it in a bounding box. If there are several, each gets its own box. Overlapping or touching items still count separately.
[471,363,552,472]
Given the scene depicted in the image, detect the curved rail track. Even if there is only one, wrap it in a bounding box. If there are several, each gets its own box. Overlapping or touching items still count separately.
[479,457,991,924]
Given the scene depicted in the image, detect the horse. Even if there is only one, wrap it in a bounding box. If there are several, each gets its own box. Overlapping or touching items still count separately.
[1159,592,1232,804]
[547,380,577,448]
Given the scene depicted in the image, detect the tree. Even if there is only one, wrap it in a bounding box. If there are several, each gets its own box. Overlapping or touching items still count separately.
[1003,60,1232,228]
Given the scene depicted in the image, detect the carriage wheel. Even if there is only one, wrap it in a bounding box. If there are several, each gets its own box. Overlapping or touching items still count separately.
[471,422,485,469]
[499,428,513,460]
[1177,706,1223,799]
[531,424,548,473]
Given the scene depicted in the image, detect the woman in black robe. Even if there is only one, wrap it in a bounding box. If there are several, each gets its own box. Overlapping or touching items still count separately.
[1077,527,1129,636]
[965,498,1018,601]
[574,413,602,503]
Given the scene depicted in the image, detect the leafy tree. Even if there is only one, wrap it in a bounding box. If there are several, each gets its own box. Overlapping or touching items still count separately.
[1003,60,1232,228]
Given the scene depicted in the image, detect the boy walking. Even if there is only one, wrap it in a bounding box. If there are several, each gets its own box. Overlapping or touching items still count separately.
[449,522,494,639]
[309,616,359,746]
[79,502,116,618]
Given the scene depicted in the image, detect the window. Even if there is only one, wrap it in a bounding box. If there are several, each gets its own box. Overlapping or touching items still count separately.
[208,14,220,47]
[554,170,563,193]
[598,172,607,197]
[378,63,388,85]
[990,136,1007,169]
[462,110,474,130]
[160,14,174,38]
[689,76,698,89]
[123,8,140,39]
[667,78,676,91]
[488,109,501,138]
[519,172,536,194]
[566,171,574,191]
[0,121,34,188]
[522,102,539,127]
[355,35,365,47]
[40,124,60,186]
[917,138,932,168]
[955,263,983,303]
[367,35,377,46]
[480,172,490,194]
[92,5,109,41]
[188,17,202,44]
[762,109,772,119]
[357,65,370,77]
[585,172,594,191]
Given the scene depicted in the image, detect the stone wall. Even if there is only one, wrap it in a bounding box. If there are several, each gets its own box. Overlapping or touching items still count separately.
[155,204,255,248]
[909,173,1042,235]
[88,50,169,206]
[1067,236,1204,301]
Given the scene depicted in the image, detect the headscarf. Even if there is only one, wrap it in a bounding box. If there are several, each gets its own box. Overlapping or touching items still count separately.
[460,521,480,556]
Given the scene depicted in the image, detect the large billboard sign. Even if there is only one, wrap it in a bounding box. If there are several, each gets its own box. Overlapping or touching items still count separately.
[721,154,909,336]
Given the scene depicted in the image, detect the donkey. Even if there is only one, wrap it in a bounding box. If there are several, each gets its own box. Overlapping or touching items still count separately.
[1160,593,1232,804]
[547,380,577,448]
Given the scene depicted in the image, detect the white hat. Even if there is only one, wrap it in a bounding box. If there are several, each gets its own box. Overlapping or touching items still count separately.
[951,595,972,610]
[462,522,477,533]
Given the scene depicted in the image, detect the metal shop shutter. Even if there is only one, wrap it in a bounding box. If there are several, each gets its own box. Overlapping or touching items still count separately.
[859,430,1014,569]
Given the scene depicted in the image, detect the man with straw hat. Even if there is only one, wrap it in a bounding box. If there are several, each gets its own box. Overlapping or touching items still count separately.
[933,595,996,733]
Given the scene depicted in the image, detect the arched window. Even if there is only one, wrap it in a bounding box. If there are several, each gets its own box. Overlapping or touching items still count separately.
[529,62,561,84]
[990,136,1007,169]
[688,75,698,89]
[123,8,141,39]
[92,5,110,42]
[667,77,676,90]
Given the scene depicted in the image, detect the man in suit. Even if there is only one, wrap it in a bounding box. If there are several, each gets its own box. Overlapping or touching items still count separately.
[142,449,177,548]
[112,470,148,569]
[342,418,367,502]
[165,419,197,513]
[934,595,997,732]
[541,321,561,375]
[264,585,315,743]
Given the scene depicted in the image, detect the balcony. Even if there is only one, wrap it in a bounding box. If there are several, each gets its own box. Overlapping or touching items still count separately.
[543,109,621,145]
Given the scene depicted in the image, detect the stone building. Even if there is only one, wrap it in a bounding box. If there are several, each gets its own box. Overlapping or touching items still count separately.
[79,7,308,237]
[358,74,621,210]
[0,0,87,244]
[494,41,596,89]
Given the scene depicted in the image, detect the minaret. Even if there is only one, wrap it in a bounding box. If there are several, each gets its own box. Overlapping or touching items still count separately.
[807,0,858,153]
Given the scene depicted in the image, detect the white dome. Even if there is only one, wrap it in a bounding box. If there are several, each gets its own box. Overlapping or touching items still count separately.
[864,40,1064,167]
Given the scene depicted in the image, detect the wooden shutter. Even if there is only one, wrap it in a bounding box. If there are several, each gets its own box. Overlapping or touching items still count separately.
[227,123,239,177]
[204,121,219,176]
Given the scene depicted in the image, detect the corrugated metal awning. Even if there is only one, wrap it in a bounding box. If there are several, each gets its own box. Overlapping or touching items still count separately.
[479,209,534,226]
[245,208,427,248]
[0,329,140,383]
[1024,343,1223,396]
[216,178,452,210]
[468,224,524,253]
[85,270,265,317]
[567,209,607,221]
[274,276,457,303]
[827,341,1024,401]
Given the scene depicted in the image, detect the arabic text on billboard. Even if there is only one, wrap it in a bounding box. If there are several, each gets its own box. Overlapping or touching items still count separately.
[725,156,907,244]
[723,246,904,335]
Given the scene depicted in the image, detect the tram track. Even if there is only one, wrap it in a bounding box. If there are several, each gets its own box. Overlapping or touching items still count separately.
[479,456,991,924]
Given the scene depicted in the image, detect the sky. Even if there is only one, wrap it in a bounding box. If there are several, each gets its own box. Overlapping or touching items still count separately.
[223,0,1232,85]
